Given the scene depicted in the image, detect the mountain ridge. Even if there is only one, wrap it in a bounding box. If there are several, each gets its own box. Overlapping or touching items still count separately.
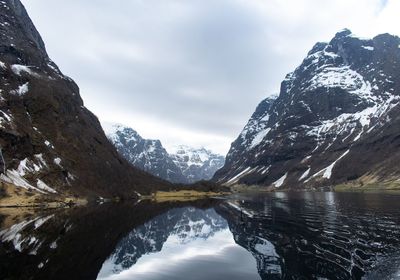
[103,122,225,184]
[214,29,400,189]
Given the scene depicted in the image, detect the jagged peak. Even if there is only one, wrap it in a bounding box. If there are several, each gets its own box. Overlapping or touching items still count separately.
[249,95,277,121]
[307,42,329,56]
[335,28,352,37]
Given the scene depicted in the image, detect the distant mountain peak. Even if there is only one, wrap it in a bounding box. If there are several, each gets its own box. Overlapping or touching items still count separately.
[103,123,225,183]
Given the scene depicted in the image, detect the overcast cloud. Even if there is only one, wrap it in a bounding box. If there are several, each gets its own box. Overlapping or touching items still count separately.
[21,0,399,154]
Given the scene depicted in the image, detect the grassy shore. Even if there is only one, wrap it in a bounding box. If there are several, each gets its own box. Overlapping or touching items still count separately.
[0,182,87,208]
[334,180,400,192]
[144,190,228,202]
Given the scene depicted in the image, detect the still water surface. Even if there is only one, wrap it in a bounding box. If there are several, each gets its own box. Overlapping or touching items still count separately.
[1,192,400,280]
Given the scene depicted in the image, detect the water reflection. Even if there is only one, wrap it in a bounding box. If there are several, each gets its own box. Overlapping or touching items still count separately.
[98,207,260,280]
[1,192,400,280]
[219,192,400,279]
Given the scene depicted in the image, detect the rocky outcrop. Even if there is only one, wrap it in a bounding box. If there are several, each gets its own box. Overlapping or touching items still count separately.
[214,29,400,189]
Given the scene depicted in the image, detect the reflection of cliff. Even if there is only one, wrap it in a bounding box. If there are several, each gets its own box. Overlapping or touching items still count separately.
[99,207,227,276]
[217,193,400,280]
[0,200,220,280]
[217,202,283,280]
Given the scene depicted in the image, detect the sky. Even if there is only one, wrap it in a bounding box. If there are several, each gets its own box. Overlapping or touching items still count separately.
[21,0,399,155]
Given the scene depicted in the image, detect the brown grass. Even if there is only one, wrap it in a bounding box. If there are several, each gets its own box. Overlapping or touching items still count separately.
[0,182,87,208]
[149,190,227,202]
[334,175,400,192]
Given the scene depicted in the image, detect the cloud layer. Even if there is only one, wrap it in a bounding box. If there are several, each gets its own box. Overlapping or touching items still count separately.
[21,0,399,154]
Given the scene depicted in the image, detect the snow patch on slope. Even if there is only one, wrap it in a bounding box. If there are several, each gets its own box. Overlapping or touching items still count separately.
[11,64,35,76]
[273,173,288,188]
[306,66,376,101]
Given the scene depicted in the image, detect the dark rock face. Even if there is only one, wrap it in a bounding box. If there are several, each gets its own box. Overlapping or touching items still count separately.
[214,29,400,189]
[104,124,225,184]
[0,0,170,197]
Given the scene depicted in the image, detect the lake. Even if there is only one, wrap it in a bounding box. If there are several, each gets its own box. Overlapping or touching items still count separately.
[1,192,400,280]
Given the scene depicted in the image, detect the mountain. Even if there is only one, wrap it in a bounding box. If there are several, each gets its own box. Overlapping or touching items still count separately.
[169,145,225,183]
[214,29,400,189]
[104,123,225,183]
[0,0,170,201]
[103,123,186,183]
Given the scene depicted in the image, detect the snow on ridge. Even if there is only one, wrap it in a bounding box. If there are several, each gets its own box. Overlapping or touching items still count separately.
[225,166,252,185]
[101,122,142,144]
[306,66,376,101]
[34,154,47,167]
[13,82,29,96]
[306,95,400,147]
[53,157,62,166]
[0,155,57,194]
[323,150,350,179]
[101,122,126,136]
[11,64,35,76]
[248,128,271,150]
[362,46,374,51]
[306,149,350,182]
[273,173,288,188]
[0,170,39,192]
[299,168,311,181]
[37,179,57,194]
[240,111,272,150]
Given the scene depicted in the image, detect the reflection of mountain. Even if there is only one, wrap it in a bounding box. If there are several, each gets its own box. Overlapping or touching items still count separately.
[99,207,227,277]
[2,194,400,280]
[217,202,283,280]
[0,200,219,280]
[217,193,400,280]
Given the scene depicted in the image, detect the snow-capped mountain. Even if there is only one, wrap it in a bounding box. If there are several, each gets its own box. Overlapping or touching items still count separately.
[214,29,400,189]
[0,0,169,199]
[104,123,225,184]
[169,145,225,183]
[103,123,186,183]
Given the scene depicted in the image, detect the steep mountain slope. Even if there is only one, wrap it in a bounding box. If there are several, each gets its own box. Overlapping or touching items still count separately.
[169,145,225,183]
[103,123,186,183]
[0,0,170,200]
[214,29,400,189]
[104,123,224,183]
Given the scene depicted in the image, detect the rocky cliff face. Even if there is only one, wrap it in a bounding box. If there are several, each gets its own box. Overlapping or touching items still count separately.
[0,0,170,199]
[214,29,400,189]
[104,123,225,184]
